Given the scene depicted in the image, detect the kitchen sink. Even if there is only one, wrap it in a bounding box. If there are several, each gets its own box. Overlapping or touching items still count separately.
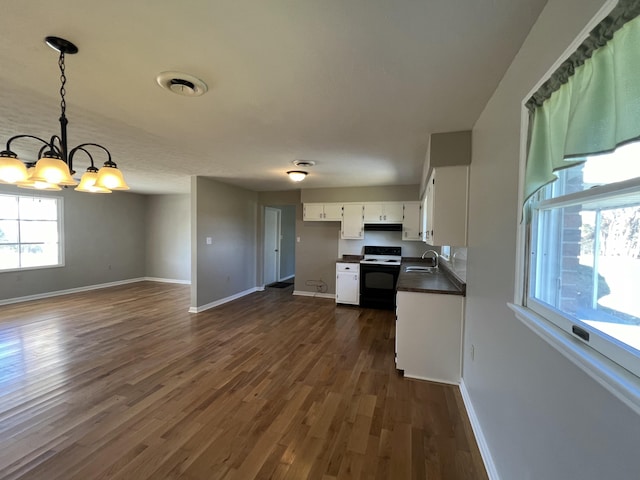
[404,266,438,273]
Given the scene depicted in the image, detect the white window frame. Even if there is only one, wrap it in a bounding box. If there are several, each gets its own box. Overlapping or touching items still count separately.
[510,0,640,416]
[0,193,65,272]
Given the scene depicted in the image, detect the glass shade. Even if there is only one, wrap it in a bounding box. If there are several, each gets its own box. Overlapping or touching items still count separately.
[17,167,62,191]
[287,170,308,182]
[94,166,129,190]
[0,157,28,184]
[30,157,77,186]
[75,171,111,193]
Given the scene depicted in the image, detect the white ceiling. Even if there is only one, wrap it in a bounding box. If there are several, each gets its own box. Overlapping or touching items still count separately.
[0,0,547,194]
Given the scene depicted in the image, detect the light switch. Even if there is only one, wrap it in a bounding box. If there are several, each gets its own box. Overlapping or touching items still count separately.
[206,236,212,245]
[296,236,301,243]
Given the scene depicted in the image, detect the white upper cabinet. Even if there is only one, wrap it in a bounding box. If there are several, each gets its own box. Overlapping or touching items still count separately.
[363,202,404,223]
[303,203,343,221]
[402,202,421,241]
[341,204,364,239]
[423,166,469,246]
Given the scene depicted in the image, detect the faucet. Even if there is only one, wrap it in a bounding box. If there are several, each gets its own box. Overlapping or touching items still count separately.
[421,249,439,268]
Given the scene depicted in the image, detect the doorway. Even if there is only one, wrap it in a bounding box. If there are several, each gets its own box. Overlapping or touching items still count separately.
[264,207,281,286]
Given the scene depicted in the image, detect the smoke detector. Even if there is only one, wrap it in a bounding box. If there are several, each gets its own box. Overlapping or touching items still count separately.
[156,71,208,97]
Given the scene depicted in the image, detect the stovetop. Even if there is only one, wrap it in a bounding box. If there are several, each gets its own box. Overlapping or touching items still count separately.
[360,245,402,266]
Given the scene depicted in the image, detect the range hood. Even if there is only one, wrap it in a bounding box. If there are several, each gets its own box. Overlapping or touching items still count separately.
[363,223,402,232]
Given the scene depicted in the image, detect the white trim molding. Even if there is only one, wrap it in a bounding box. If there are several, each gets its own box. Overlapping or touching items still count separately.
[509,303,640,416]
[292,290,335,299]
[0,277,147,306]
[143,277,191,285]
[459,380,500,480]
[188,287,261,313]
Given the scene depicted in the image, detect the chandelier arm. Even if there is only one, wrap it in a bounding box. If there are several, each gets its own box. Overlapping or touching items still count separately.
[68,146,97,170]
[3,134,52,155]
[72,143,114,167]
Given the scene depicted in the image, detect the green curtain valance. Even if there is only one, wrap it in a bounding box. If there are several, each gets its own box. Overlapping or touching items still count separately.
[524,11,640,202]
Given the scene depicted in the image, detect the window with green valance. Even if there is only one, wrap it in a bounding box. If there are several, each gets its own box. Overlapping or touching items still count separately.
[524,0,640,202]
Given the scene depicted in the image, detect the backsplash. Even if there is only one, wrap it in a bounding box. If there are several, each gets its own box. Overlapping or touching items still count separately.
[338,231,437,258]
[439,247,467,282]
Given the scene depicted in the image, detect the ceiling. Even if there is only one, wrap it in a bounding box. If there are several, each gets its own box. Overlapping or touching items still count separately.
[0,0,547,194]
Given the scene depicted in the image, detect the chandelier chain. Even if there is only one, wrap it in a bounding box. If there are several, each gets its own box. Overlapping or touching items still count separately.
[58,52,67,117]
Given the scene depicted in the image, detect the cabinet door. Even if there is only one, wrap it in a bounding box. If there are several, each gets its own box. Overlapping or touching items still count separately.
[396,291,463,383]
[341,204,364,239]
[424,173,435,244]
[430,166,468,246]
[323,203,343,221]
[383,202,404,222]
[402,202,421,241]
[336,270,359,305]
[363,204,384,223]
[303,203,324,220]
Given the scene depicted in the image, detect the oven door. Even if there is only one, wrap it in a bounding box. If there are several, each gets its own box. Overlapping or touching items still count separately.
[359,263,400,309]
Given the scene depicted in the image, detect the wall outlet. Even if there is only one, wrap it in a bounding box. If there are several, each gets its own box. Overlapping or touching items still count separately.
[206,236,212,245]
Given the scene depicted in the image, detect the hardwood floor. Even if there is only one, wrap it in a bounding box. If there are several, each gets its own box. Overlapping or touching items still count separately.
[0,282,487,480]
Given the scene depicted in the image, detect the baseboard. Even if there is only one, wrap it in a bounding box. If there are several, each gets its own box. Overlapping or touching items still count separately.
[0,277,147,306]
[403,372,460,386]
[279,274,295,282]
[188,287,261,313]
[459,379,500,480]
[144,277,191,285]
[292,290,335,299]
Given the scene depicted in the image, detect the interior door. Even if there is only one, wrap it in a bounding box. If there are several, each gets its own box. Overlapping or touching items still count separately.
[264,207,281,285]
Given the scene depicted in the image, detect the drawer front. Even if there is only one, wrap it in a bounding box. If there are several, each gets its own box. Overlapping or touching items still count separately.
[336,263,360,273]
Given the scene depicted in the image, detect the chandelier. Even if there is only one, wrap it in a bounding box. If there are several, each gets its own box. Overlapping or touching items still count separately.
[0,36,128,193]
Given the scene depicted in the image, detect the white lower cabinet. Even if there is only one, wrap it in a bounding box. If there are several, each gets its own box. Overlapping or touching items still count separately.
[395,291,463,384]
[335,263,360,305]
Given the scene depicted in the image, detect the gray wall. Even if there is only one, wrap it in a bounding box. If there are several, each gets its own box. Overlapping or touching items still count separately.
[465,0,640,478]
[191,177,257,309]
[0,184,146,301]
[278,205,296,280]
[145,194,190,281]
[301,184,419,203]
[295,217,339,295]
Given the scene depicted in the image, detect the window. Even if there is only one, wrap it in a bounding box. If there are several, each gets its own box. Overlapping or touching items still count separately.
[528,142,640,377]
[0,194,63,271]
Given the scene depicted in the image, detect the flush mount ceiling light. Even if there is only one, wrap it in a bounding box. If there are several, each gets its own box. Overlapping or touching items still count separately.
[287,170,308,182]
[156,71,208,97]
[0,36,129,193]
[287,160,315,182]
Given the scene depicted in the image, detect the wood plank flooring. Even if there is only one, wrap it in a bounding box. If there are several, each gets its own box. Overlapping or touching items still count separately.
[0,282,487,480]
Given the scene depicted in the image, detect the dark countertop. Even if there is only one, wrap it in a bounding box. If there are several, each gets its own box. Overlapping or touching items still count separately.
[396,260,465,296]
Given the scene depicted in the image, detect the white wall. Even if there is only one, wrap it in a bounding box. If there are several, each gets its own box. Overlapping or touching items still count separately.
[465,1,640,478]
[338,230,431,258]
[146,194,190,282]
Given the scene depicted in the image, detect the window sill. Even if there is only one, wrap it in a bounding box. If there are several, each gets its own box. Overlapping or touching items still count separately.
[508,303,640,416]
